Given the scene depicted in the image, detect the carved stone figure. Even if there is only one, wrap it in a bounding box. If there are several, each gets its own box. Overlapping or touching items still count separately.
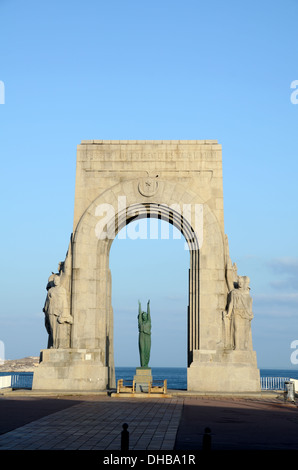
[45,261,65,291]
[138,300,151,367]
[43,274,73,349]
[224,276,254,350]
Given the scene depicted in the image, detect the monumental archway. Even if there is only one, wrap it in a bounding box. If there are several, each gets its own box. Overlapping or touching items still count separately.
[33,140,260,393]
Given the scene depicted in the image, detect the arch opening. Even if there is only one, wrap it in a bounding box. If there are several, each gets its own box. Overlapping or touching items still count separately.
[105,204,200,387]
[110,218,189,372]
[107,203,200,252]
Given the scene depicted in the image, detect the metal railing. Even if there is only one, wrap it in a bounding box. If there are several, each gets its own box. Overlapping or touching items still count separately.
[260,376,291,391]
[10,373,33,389]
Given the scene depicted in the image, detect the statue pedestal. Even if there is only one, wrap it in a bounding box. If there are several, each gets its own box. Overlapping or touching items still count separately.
[134,367,152,392]
[32,348,110,391]
[187,349,261,393]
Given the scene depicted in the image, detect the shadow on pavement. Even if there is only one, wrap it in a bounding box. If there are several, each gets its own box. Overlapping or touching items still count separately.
[0,396,82,435]
[174,397,298,451]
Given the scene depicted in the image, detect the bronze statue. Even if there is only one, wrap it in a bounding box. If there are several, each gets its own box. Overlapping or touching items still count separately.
[138,300,151,367]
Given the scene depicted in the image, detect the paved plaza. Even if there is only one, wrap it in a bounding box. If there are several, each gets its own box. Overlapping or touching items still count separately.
[0,394,182,450]
[0,392,298,452]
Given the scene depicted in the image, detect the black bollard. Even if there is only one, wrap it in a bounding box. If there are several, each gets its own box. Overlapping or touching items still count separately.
[121,423,129,451]
[202,427,211,451]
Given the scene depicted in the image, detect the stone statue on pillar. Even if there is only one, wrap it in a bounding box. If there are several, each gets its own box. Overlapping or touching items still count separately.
[43,239,73,349]
[43,274,73,348]
[223,276,254,350]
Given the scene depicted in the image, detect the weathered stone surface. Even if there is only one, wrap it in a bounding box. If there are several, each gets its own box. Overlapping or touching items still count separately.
[32,349,108,391]
[134,367,152,393]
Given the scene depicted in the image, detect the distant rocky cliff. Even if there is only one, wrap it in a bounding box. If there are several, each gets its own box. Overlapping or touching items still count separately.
[0,356,39,372]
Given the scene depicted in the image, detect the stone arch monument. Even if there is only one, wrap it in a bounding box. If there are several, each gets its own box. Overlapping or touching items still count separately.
[33,140,260,392]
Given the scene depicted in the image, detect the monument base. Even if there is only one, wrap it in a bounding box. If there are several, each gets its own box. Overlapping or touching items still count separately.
[187,349,261,393]
[32,348,109,391]
[134,367,152,392]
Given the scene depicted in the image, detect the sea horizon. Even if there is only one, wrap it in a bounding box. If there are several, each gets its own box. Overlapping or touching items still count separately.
[1,366,298,390]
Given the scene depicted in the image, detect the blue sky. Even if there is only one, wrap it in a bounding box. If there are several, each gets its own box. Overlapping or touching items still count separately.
[0,0,298,369]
